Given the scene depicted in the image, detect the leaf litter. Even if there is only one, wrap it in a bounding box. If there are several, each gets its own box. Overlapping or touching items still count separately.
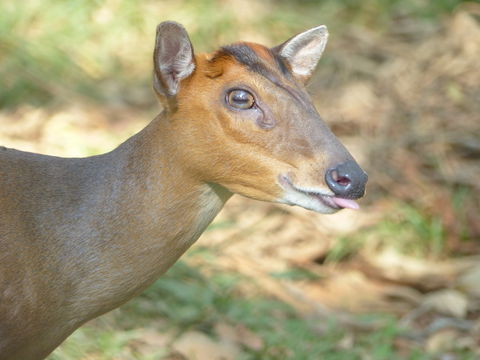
[196,7,480,356]
[1,5,479,359]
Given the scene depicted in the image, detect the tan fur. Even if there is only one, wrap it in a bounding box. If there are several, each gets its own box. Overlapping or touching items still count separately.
[0,24,361,360]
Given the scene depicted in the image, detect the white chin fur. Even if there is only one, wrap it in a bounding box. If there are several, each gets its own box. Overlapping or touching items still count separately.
[279,189,339,214]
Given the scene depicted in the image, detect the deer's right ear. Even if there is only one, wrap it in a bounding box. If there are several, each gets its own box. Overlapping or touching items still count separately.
[273,25,328,84]
[153,21,195,100]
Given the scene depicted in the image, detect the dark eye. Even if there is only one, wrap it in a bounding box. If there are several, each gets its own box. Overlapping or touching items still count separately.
[227,89,255,109]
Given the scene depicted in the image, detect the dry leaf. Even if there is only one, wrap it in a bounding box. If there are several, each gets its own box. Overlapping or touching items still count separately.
[214,322,264,351]
[362,249,456,291]
[422,289,469,318]
[426,329,460,353]
[457,265,480,298]
[172,331,241,360]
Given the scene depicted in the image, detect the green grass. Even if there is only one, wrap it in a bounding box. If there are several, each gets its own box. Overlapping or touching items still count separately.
[6,1,475,358]
[1,0,468,108]
[48,258,433,360]
[325,201,450,262]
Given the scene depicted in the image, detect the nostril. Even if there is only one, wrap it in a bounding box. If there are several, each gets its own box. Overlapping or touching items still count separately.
[325,160,367,199]
[330,169,351,187]
[336,176,351,187]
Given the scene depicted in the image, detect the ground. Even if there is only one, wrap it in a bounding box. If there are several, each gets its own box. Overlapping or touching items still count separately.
[1,1,479,359]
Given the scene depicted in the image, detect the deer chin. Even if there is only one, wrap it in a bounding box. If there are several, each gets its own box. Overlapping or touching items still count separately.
[277,174,359,214]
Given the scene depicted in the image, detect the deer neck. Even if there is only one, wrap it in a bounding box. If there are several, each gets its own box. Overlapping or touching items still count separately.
[66,112,231,320]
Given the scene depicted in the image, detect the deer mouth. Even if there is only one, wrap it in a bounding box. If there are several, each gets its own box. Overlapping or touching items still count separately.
[278,174,359,212]
[308,192,359,210]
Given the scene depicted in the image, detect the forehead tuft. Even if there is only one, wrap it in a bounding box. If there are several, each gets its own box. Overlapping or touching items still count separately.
[209,42,290,78]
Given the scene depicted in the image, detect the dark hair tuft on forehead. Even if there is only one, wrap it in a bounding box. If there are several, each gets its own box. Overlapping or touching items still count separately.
[211,43,290,78]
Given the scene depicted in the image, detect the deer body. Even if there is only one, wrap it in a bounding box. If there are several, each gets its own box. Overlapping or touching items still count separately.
[1,117,230,359]
[0,22,367,359]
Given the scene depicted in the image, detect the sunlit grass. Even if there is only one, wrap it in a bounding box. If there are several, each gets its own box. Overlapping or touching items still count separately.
[1,0,466,108]
[49,259,424,360]
[326,202,448,262]
[5,1,475,359]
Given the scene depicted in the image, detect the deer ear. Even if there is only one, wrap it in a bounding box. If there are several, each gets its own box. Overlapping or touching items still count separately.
[273,25,328,84]
[153,21,195,99]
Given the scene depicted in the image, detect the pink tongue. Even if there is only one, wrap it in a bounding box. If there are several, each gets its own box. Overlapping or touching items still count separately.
[331,197,360,210]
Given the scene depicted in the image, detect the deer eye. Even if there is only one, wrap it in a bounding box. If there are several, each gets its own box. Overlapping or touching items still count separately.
[227,89,255,110]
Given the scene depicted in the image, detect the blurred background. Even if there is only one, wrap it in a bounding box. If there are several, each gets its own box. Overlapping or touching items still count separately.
[1,0,479,359]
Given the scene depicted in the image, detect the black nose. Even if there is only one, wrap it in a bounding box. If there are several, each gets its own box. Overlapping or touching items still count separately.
[325,160,368,199]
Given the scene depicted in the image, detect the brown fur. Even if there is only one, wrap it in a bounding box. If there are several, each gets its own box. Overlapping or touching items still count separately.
[0,24,361,359]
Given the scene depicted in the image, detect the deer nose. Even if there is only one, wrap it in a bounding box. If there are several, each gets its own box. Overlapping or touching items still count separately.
[325,160,368,199]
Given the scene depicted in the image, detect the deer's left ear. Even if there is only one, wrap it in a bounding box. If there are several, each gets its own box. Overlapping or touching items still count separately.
[153,21,195,99]
[273,25,328,84]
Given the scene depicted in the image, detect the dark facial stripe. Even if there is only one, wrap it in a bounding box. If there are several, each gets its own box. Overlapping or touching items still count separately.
[211,43,311,107]
[216,43,292,78]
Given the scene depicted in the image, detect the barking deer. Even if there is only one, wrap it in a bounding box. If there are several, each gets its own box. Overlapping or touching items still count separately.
[0,22,367,359]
